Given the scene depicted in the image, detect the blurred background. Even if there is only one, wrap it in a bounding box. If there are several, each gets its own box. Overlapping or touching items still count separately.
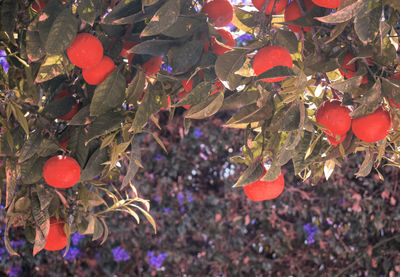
[1,110,400,276]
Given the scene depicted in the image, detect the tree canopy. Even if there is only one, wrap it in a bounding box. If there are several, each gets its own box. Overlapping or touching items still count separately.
[1,0,400,257]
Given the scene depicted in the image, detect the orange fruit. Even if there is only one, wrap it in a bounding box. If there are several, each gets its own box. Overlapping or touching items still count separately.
[202,0,233,27]
[82,56,116,85]
[252,0,289,15]
[211,29,235,56]
[253,46,293,83]
[142,56,163,75]
[67,33,103,69]
[43,217,67,251]
[284,0,314,33]
[53,90,79,121]
[243,169,285,201]
[312,0,342,9]
[351,106,392,143]
[43,155,81,188]
[315,99,352,136]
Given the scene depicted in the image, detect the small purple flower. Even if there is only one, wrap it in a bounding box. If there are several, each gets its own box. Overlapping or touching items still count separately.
[0,247,5,255]
[155,154,163,161]
[10,240,25,248]
[193,129,203,138]
[112,246,130,262]
[94,253,101,260]
[180,206,185,213]
[71,233,84,246]
[177,192,185,205]
[147,251,168,269]
[0,50,9,73]
[154,195,161,202]
[62,247,81,262]
[163,207,171,214]
[186,190,194,203]
[161,63,172,72]
[237,34,253,42]
[9,266,22,277]
[303,223,318,244]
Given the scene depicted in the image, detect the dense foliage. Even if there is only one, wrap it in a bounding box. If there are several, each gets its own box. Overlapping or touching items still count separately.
[1,0,400,274]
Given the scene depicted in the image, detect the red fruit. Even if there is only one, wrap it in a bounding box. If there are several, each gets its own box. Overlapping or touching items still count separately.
[243,169,285,201]
[54,90,79,121]
[253,46,293,83]
[202,0,233,27]
[67,33,104,69]
[43,155,81,188]
[44,217,67,251]
[120,41,137,64]
[32,0,46,12]
[351,106,392,143]
[338,52,356,79]
[284,0,314,33]
[252,0,289,15]
[211,29,235,56]
[327,133,346,147]
[82,56,116,85]
[142,56,162,75]
[316,99,352,136]
[311,0,342,9]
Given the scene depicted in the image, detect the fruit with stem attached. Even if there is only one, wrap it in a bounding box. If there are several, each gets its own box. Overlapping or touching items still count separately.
[43,155,81,188]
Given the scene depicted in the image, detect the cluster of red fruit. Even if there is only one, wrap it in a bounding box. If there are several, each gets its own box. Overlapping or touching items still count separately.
[316,99,392,146]
[40,155,81,251]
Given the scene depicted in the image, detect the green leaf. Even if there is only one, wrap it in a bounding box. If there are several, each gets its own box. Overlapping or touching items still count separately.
[355,150,374,177]
[32,195,50,256]
[77,0,102,26]
[19,131,42,163]
[130,83,163,132]
[35,54,71,83]
[273,29,299,54]
[233,161,264,188]
[36,184,54,210]
[215,50,247,90]
[354,6,381,44]
[68,105,92,125]
[90,69,126,117]
[26,30,46,62]
[315,0,369,23]
[161,15,203,38]
[185,91,224,120]
[292,131,312,175]
[122,137,141,189]
[129,39,175,56]
[167,40,204,74]
[260,162,281,182]
[42,96,76,119]
[20,156,47,185]
[126,71,146,105]
[0,0,18,42]
[175,82,212,107]
[80,147,108,181]
[256,66,295,81]
[87,112,124,143]
[330,76,365,93]
[69,127,91,167]
[141,0,180,37]
[5,159,17,209]
[45,9,79,55]
[143,0,160,6]
[4,218,20,256]
[9,101,29,136]
[92,217,104,241]
[37,0,66,45]
[221,89,259,111]
[103,0,142,24]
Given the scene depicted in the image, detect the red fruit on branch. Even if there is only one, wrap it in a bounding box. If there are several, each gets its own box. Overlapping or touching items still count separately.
[43,155,81,188]
[43,217,68,251]
[243,169,285,201]
[253,46,293,83]
[252,0,289,15]
[338,52,368,84]
[202,0,233,27]
[351,106,392,143]
[316,99,352,136]
[82,56,116,85]
[67,33,104,69]
[142,56,163,75]
[53,90,79,121]
[211,29,235,56]
[327,133,346,147]
[284,0,314,33]
[311,0,342,9]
